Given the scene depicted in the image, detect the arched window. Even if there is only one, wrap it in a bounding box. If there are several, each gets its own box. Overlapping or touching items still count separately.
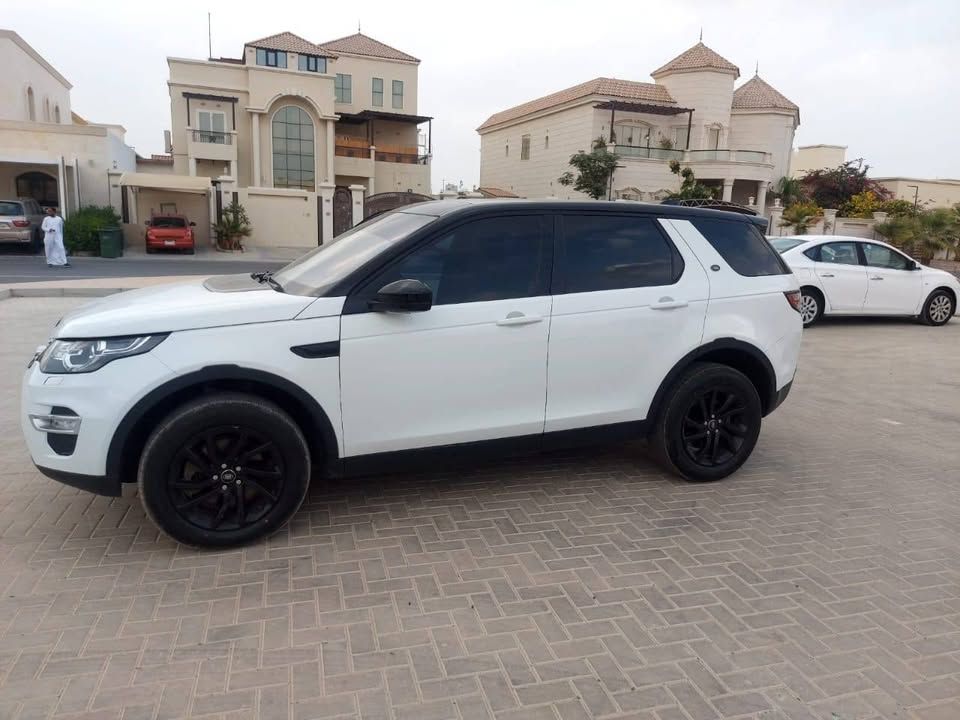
[16,172,58,205]
[54,105,61,123]
[271,106,315,191]
[43,97,50,122]
[26,86,35,120]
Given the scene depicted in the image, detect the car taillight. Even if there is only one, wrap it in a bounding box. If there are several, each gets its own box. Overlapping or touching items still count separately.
[12,219,30,227]
[784,290,802,313]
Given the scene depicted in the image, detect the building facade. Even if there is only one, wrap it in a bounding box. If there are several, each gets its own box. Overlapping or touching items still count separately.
[133,31,431,248]
[0,29,135,217]
[477,42,799,211]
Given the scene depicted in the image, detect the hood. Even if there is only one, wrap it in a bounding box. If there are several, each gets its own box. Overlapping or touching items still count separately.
[54,275,317,338]
[923,265,960,287]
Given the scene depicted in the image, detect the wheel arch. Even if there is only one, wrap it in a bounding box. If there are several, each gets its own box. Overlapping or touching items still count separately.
[648,339,779,422]
[930,285,957,307]
[106,365,340,485]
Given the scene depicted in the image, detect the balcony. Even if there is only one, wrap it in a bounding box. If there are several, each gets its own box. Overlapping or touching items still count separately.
[186,128,237,163]
[615,146,772,165]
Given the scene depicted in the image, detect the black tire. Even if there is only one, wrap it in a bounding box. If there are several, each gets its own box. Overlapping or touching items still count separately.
[650,362,762,482]
[138,392,311,547]
[920,289,955,326]
[145,244,157,254]
[31,229,43,254]
[799,287,824,327]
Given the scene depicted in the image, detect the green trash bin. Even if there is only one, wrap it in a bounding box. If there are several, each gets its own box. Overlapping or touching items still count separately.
[98,227,123,258]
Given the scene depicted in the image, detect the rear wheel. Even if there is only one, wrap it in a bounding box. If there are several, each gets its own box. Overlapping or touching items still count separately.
[650,362,762,482]
[138,393,311,547]
[921,290,955,326]
[799,287,823,327]
[31,229,43,254]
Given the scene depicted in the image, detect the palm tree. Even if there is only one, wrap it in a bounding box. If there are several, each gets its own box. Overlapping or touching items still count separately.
[773,176,806,207]
[875,209,958,264]
[780,202,823,235]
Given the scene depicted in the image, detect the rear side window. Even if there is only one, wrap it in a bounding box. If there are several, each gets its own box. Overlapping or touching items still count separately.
[690,218,790,277]
[151,217,187,228]
[0,201,24,215]
[559,215,682,293]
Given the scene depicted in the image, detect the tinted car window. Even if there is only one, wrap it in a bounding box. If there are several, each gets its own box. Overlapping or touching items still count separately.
[770,237,806,253]
[273,211,437,296]
[862,243,909,270]
[151,217,187,228]
[0,202,24,215]
[560,215,680,293]
[818,242,860,265]
[690,218,790,276]
[363,215,548,306]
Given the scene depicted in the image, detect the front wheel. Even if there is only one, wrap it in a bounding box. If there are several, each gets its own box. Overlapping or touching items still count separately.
[138,393,311,547]
[650,362,762,482]
[921,290,955,326]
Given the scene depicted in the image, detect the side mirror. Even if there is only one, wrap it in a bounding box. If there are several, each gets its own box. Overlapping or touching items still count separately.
[189,221,196,227]
[369,278,433,312]
[143,220,150,226]
[908,260,920,271]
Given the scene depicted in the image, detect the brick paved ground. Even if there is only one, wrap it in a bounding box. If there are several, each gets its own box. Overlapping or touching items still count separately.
[1,296,959,720]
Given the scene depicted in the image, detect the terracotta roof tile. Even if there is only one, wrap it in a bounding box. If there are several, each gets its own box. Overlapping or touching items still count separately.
[478,77,674,131]
[651,42,739,78]
[316,33,418,62]
[477,186,519,198]
[732,75,798,112]
[246,32,335,57]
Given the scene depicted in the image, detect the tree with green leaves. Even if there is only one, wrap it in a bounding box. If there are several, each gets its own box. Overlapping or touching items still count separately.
[772,176,806,207]
[665,160,716,200]
[557,137,619,200]
[875,207,960,263]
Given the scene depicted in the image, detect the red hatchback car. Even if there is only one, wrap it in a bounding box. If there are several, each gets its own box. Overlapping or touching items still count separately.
[145,215,196,254]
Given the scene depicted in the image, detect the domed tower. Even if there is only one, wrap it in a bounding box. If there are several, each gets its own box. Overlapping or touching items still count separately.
[730,74,800,183]
[650,42,739,150]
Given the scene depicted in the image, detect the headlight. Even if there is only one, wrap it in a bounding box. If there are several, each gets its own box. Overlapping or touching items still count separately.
[38,335,168,374]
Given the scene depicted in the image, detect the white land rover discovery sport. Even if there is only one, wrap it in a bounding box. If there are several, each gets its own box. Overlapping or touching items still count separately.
[22,201,802,546]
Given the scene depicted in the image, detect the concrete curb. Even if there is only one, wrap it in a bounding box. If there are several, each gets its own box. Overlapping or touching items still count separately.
[0,287,126,300]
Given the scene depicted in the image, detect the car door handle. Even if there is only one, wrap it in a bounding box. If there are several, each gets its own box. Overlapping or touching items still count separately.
[819,273,835,278]
[870,276,884,281]
[651,298,689,310]
[496,312,543,327]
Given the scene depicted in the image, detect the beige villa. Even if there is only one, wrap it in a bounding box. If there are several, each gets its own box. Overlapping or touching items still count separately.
[0,29,135,217]
[128,30,431,248]
[477,42,799,210]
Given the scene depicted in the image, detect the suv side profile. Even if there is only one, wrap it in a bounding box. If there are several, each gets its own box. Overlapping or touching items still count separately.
[22,201,802,547]
[0,198,45,252]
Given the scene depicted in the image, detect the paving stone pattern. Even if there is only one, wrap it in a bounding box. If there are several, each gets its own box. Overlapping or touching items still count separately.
[2,297,960,719]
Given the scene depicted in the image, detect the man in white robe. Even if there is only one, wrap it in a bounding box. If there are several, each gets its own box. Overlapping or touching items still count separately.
[41,207,69,267]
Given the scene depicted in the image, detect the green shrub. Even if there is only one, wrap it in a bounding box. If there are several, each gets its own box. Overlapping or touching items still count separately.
[64,206,121,254]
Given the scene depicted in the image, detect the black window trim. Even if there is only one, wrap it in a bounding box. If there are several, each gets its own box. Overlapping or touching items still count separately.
[553,212,685,295]
[341,211,554,314]
[808,240,868,267]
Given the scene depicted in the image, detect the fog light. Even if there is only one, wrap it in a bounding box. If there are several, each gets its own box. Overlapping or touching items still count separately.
[30,414,82,435]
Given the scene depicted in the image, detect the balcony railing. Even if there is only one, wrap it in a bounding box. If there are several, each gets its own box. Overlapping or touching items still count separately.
[192,130,232,145]
[335,145,371,159]
[375,150,429,165]
[615,146,772,164]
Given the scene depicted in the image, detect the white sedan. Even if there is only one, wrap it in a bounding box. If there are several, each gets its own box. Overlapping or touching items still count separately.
[771,235,959,327]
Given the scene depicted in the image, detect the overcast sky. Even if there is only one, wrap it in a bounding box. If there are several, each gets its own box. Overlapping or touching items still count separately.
[7,0,958,191]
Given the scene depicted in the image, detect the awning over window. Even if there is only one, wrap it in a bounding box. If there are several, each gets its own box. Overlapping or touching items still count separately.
[119,173,211,193]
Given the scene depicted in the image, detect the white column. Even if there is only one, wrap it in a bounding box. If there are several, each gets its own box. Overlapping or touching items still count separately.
[128,187,138,225]
[326,119,336,183]
[188,157,197,177]
[318,182,335,245]
[251,112,261,187]
[722,178,734,202]
[57,156,67,218]
[349,184,365,227]
[768,206,783,236]
[756,180,769,212]
[367,173,375,197]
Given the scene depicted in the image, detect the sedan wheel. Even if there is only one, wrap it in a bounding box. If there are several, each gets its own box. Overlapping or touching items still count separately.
[924,292,954,326]
[799,289,823,327]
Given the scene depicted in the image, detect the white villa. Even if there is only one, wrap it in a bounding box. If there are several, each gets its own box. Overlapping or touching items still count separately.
[0,29,135,217]
[477,42,800,210]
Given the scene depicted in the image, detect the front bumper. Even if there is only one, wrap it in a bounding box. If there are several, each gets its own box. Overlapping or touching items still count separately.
[21,352,174,484]
[34,465,121,496]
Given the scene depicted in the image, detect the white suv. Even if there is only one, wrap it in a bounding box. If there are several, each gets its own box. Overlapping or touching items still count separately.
[22,201,802,546]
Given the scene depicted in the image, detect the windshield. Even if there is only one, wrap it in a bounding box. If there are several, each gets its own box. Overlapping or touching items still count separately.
[273,211,438,296]
[151,217,187,228]
[770,237,806,254]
